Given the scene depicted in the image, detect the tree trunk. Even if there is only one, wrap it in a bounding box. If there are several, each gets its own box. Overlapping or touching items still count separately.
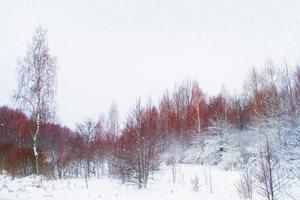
[33,111,40,175]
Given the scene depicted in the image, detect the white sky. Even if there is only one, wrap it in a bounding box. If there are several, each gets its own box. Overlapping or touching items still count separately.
[1,0,300,128]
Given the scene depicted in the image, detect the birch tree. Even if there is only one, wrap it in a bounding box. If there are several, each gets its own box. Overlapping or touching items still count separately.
[14,26,57,175]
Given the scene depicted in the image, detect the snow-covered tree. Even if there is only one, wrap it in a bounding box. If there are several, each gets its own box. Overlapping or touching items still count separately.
[255,139,289,200]
[199,118,233,166]
[236,154,254,199]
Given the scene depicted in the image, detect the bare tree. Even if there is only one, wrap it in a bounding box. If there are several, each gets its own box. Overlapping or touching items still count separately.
[255,140,289,200]
[281,62,295,115]
[111,100,163,189]
[244,67,261,116]
[76,119,96,188]
[14,26,57,175]
[168,136,179,183]
[236,160,253,199]
[106,102,120,138]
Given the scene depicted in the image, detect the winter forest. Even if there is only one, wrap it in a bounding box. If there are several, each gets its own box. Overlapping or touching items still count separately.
[1,1,300,200]
[0,26,300,200]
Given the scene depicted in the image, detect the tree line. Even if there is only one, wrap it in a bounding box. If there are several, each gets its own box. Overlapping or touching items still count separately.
[1,27,300,194]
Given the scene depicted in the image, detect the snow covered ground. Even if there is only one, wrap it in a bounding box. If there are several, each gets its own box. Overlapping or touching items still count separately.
[0,164,299,200]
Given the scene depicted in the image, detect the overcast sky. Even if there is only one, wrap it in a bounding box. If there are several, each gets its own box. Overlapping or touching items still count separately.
[1,0,300,128]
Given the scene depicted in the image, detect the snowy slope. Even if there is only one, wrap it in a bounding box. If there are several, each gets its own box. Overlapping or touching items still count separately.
[1,164,299,200]
[0,164,239,200]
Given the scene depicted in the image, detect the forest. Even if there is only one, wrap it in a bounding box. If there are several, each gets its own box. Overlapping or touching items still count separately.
[1,27,300,200]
